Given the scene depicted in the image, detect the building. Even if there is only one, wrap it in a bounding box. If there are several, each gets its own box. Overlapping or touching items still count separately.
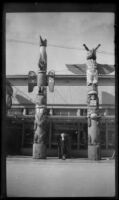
[6,73,115,157]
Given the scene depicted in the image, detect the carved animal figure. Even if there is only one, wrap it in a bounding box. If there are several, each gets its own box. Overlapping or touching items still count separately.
[34,107,47,144]
[38,36,47,71]
[83,44,101,86]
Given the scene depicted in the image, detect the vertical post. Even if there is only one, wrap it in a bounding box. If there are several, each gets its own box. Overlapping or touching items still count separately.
[83,44,101,160]
[21,121,25,147]
[4,80,13,197]
[6,80,13,114]
[49,121,52,149]
[77,123,80,150]
[106,121,108,150]
[33,36,47,159]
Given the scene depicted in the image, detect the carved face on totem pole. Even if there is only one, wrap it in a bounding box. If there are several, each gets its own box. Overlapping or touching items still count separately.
[87,91,98,106]
[87,90,99,120]
[35,105,47,128]
[35,105,46,117]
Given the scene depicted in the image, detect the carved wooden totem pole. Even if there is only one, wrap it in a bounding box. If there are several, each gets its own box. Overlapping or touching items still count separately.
[66,45,114,160]
[28,36,55,159]
[6,80,13,113]
[83,44,101,160]
[32,36,48,159]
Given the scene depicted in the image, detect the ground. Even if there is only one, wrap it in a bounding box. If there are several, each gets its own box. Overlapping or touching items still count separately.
[6,156,115,197]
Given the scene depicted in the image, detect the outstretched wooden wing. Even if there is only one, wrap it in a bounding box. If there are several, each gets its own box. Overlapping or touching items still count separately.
[66,63,115,75]
[66,64,87,75]
[97,63,115,75]
[48,70,55,92]
[28,71,37,92]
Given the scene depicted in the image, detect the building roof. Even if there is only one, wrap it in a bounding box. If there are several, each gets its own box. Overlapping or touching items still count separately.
[6,73,115,107]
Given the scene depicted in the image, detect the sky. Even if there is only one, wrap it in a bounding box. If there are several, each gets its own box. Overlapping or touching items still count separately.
[6,12,115,75]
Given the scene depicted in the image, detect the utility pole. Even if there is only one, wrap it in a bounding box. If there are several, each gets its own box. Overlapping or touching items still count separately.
[83,44,101,160]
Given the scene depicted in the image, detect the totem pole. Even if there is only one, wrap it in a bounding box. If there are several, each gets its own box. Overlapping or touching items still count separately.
[32,36,48,159]
[83,44,101,160]
[3,80,13,197]
[6,80,13,113]
[28,36,55,159]
[66,45,114,160]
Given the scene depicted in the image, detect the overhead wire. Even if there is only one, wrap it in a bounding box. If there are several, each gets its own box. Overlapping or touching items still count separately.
[6,38,114,55]
[6,38,37,46]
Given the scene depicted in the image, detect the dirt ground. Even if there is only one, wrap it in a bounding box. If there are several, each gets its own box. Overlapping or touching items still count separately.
[6,157,115,197]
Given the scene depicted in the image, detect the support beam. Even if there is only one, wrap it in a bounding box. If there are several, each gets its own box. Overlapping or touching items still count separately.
[49,121,52,149]
[21,121,25,147]
[106,121,108,150]
[77,123,80,150]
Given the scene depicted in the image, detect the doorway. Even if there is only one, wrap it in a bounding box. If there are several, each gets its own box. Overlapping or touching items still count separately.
[51,121,88,152]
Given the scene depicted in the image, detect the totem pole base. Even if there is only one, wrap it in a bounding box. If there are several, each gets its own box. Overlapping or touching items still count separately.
[88,144,101,160]
[33,143,47,159]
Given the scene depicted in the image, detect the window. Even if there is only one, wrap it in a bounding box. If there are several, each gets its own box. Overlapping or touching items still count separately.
[108,122,115,149]
[107,109,115,116]
[8,108,23,116]
[60,110,68,116]
[80,109,87,116]
[23,123,34,147]
[53,109,78,116]
[99,108,115,116]
[53,109,61,116]
[100,123,106,149]
[53,109,68,116]
[51,130,59,149]
[79,123,88,149]
[69,130,77,150]
[99,109,106,116]
[28,108,35,115]
[108,131,115,149]
[68,109,77,116]
[100,131,106,149]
